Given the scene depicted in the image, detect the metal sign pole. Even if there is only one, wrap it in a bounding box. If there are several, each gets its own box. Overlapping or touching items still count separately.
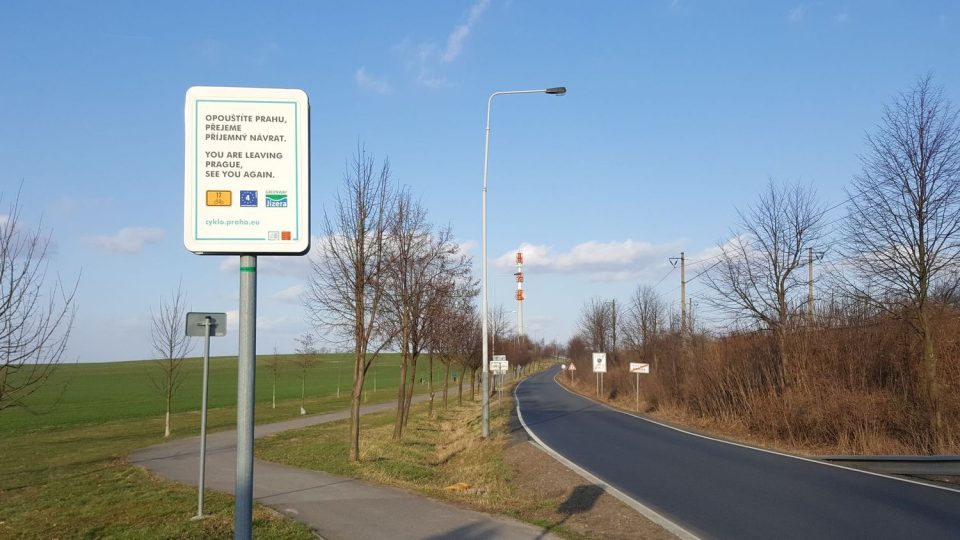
[195,316,212,520]
[235,255,257,540]
[636,372,640,412]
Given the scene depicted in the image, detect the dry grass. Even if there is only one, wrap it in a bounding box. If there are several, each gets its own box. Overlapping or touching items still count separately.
[565,312,960,456]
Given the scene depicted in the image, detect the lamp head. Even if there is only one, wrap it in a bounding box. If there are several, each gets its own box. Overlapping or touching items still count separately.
[545,87,567,95]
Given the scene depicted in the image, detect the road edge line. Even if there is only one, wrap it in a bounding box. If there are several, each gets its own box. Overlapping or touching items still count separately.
[551,369,960,495]
[513,375,701,540]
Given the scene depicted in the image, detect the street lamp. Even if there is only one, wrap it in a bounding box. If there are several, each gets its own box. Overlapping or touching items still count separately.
[481,86,566,439]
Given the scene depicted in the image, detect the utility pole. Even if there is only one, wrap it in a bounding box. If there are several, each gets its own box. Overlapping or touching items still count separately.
[680,252,686,334]
[612,299,617,360]
[808,247,814,323]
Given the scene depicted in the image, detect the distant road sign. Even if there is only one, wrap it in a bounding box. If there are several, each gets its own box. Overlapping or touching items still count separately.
[592,352,607,373]
[561,364,568,370]
[568,363,577,371]
[629,362,650,374]
[490,356,508,374]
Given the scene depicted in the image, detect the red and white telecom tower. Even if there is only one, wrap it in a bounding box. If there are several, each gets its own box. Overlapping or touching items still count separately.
[515,251,524,336]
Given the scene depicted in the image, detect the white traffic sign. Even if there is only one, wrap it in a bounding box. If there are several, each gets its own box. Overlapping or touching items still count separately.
[561,364,568,370]
[184,86,310,255]
[490,355,508,374]
[592,352,607,373]
[568,363,577,371]
[629,362,650,374]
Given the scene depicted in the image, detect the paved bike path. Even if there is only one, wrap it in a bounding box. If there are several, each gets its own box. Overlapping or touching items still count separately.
[515,367,960,540]
[130,398,559,540]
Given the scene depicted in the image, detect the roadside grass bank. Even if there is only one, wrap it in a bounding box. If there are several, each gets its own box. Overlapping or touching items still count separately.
[256,375,673,540]
[0,353,440,538]
[556,368,955,460]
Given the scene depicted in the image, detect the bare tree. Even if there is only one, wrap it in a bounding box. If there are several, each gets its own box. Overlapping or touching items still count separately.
[384,189,473,437]
[0,190,77,412]
[577,298,615,353]
[294,332,317,415]
[621,284,666,365]
[151,283,192,437]
[304,144,395,462]
[842,75,960,438]
[427,278,478,413]
[488,304,515,356]
[267,345,281,409]
[705,180,825,385]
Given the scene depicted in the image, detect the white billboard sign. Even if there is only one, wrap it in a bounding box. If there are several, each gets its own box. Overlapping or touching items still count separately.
[629,362,650,374]
[184,86,310,255]
[592,352,607,373]
[490,356,508,374]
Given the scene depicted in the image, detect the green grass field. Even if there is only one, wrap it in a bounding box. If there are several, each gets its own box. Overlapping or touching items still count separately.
[0,353,453,538]
[1,352,448,433]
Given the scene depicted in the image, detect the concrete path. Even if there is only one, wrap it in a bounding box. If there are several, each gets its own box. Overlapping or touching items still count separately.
[130,398,559,540]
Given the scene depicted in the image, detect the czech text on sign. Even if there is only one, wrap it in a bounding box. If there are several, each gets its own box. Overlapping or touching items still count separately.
[184,86,310,255]
[629,362,650,374]
[592,352,607,373]
[490,355,508,374]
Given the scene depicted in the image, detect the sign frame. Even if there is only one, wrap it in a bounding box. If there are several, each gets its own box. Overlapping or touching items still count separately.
[490,355,509,374]
[184,86,310,256]
[185,312,228,337]
[592,352,607,373]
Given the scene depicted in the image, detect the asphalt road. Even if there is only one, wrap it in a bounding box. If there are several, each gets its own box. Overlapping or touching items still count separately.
[515,367,960,540]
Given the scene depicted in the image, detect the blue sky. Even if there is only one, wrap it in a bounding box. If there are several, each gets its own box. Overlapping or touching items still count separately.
[2,1,958,362]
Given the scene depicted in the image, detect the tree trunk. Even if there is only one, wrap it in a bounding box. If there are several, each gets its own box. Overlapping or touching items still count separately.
[458,365,465,405]
[164,377,172,437]
[442,360,450,410]
[918,311,941,448]
[348,350,364,462]
[393,350,409,440]
[428,352,435,418]
[402,353,419,428]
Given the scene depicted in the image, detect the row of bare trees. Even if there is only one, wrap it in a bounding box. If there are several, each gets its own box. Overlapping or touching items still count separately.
[569,76,960,452]
[303,145,479,461]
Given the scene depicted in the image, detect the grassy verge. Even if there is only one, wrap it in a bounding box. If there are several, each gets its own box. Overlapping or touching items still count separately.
[0,387,411,539]
[255,380,589,539]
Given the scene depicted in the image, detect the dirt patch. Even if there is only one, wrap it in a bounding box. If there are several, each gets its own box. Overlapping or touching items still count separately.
[504,440,677,540]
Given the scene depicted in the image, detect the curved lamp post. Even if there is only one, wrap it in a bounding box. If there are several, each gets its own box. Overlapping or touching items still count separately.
[481,86,566,438]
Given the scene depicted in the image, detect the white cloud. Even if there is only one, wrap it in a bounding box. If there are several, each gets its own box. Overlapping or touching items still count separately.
[392,0,490,88]
[457,240,478,256]
[272,284,306,303]
[442,0,490,62]
[789,5,807,23]
[88,227,164,254]
[354,67,391,95]
[494,240,683,282]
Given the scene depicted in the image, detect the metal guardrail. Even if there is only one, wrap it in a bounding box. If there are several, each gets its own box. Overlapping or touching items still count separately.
[822,456,960,476]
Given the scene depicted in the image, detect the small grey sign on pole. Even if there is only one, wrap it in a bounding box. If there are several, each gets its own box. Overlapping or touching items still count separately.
[186,312,227,337]
[185,312,226,521]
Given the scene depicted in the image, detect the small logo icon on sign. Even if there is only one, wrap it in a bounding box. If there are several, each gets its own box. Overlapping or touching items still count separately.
[205,190,232,206]
[240,191,258,207]
[268,231,280,241]
[281,231,292,240]
[265,191,288,207]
